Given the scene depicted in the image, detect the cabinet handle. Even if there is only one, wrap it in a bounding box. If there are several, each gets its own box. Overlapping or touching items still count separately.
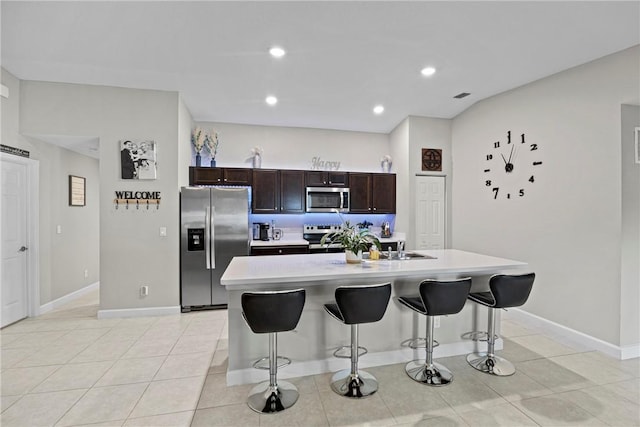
[224,178,228,182]
[323,181,327,185]
[217,178,221,182]
[279,249,283,254]
[373,207,377,211]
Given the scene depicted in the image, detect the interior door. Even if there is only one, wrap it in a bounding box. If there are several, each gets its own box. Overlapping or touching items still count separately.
[415,175,445,250]
[1,159,29,327]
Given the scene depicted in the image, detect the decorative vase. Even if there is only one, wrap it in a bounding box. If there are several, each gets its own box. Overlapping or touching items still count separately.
[345,250,363,264]
[195,153,201,167]
[252,153,262,169]
[381,159,391,173]
[210,159,216,167]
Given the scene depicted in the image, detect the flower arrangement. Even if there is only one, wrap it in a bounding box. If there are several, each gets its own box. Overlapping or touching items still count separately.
[192,127,205,154]
[250,146,263,157]
[205,131,219,159]
[320,221,381,256]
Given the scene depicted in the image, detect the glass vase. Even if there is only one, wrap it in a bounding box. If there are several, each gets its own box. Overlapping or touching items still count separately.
[195,153,201,167]
[210,159,216,167]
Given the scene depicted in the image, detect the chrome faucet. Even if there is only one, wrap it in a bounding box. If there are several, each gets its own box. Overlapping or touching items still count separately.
[387,246,393,260]
[398,241,405,259]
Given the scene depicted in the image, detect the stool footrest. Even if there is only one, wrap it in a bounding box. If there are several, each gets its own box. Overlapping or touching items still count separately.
[401,338,440,349]
[461,331,499,342]
[252,356,291,370]
[333,345,368,359]
[405,359,453,386]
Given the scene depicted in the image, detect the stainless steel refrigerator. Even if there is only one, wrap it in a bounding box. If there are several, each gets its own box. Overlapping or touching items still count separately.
[180,186,250,311]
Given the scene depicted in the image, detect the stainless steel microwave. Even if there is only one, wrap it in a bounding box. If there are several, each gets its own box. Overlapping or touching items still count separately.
[306,187,350,213]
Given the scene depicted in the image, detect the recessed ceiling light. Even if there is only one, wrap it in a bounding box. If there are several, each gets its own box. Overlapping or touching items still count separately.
[265,96,278,106]
[269,47,286,58]
[373,105,384,115]
[421,66,436,77]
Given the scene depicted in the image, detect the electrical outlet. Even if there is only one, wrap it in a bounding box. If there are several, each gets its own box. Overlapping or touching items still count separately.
[84,269,89,278]
[434,316,441,328]
[140,285,149,296]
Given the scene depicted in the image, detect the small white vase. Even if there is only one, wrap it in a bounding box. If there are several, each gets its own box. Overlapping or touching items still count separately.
[252,153,262,168]
[345,250,363,264]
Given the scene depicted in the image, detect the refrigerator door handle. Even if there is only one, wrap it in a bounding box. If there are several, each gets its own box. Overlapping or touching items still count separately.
[210,206,216,269]
[205,207,211,270]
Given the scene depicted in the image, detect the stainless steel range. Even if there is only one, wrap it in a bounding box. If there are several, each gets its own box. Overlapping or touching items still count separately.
[303,224,344,253]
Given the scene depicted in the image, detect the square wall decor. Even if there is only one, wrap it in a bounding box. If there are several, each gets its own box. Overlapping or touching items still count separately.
[422,148,442,171]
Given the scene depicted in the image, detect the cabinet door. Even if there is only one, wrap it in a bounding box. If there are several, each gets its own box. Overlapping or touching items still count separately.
[372,174,396,213]
[223,168,252,185]
[328,172,349,187]
[305,171,327,186]
[250,245,310,256]
[280,170,305,213]
[252,170,279,213]
[349,173,372,213]
[189,167,223,185]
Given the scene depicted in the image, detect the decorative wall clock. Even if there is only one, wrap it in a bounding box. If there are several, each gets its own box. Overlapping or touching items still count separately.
[484,131,542,200]
[422,148,442,171]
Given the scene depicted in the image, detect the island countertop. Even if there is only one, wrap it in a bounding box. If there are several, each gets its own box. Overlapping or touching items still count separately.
[220,249,527,289]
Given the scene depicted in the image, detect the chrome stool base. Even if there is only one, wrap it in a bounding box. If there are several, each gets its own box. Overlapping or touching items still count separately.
[467,352,515,376]
[247,380,299,413]
[330,369,378,398]
[405,360,453,386]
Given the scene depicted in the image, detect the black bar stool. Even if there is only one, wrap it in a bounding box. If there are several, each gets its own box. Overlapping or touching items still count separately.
[324,283,391,398]
[398,278,472,386]
[241,289,306,413]
[466,273,535,376]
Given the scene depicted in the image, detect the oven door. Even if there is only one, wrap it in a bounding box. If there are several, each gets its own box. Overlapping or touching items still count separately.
[306,187,349,213]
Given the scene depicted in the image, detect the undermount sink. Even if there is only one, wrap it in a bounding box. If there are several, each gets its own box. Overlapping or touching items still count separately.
[372,251,436,260]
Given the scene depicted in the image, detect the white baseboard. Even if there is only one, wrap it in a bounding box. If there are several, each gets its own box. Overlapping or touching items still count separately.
[97,306,181,319]
[226,338,503,386]
[39,282,100,315]
[504,308,640,360]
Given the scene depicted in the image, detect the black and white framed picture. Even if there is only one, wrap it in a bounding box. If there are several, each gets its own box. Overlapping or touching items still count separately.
[120,140,157,179]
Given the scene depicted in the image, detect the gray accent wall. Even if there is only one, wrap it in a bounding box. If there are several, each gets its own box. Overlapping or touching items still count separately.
[621,104,640,348]
[451,46,640,346]
[18,80,184,311]
[1,69,100,304]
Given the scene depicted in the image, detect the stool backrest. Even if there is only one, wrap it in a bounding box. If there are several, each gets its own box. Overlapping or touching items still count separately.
[490,273,535,308]
[241,289,306,334]
[419,278,472,316]
[335,283,391,325]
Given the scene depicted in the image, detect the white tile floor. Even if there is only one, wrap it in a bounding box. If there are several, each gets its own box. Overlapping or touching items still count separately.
[1,290,639,426]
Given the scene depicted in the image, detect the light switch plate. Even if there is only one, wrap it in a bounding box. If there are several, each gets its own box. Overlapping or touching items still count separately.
[159,227,167,237]
[56,225,62,234]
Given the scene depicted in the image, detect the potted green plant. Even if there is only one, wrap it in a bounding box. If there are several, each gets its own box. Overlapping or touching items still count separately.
[320,221,382,263]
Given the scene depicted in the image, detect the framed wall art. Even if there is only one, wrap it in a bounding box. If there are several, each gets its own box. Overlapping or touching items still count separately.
[422,148,443,172]
[69,175,86,206]
[120,140,157,179]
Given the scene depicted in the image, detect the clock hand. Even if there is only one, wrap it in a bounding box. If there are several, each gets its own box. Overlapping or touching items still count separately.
[507,145,514,164]
[501,154,508,165]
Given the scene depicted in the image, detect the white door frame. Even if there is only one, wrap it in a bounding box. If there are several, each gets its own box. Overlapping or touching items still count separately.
[1,152,40,319]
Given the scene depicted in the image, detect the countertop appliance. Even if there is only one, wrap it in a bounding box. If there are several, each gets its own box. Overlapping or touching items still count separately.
[252,222,270,241]
[303,224,345,253]
[180,186,250,311]
[306,187,350,213]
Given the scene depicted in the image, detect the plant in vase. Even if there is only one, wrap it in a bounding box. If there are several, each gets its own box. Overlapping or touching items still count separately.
[192,127,205,167]
[320,221,381,264]
[205,130,219,167]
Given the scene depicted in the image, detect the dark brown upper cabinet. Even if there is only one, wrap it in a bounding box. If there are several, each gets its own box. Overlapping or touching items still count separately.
[349,173,395,214]
[189,167,252,186]
[305,171,349,187]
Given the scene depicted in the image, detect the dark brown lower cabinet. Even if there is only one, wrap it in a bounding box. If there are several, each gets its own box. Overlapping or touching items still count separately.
[250,245,310,256]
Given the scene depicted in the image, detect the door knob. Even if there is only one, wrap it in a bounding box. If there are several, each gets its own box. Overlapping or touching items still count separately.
[18,246,28,252]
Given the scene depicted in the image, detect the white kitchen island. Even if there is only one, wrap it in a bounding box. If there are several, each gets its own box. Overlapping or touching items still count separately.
[220,249,527,385]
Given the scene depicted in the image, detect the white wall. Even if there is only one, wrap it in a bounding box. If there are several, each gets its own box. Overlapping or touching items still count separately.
[19,81,182,311]
[193,122,389,172]
[620,104,640,347]
[2,68,100,304]
[389,118,410,239]
[407,117,452,249]
[451,46,640,347]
